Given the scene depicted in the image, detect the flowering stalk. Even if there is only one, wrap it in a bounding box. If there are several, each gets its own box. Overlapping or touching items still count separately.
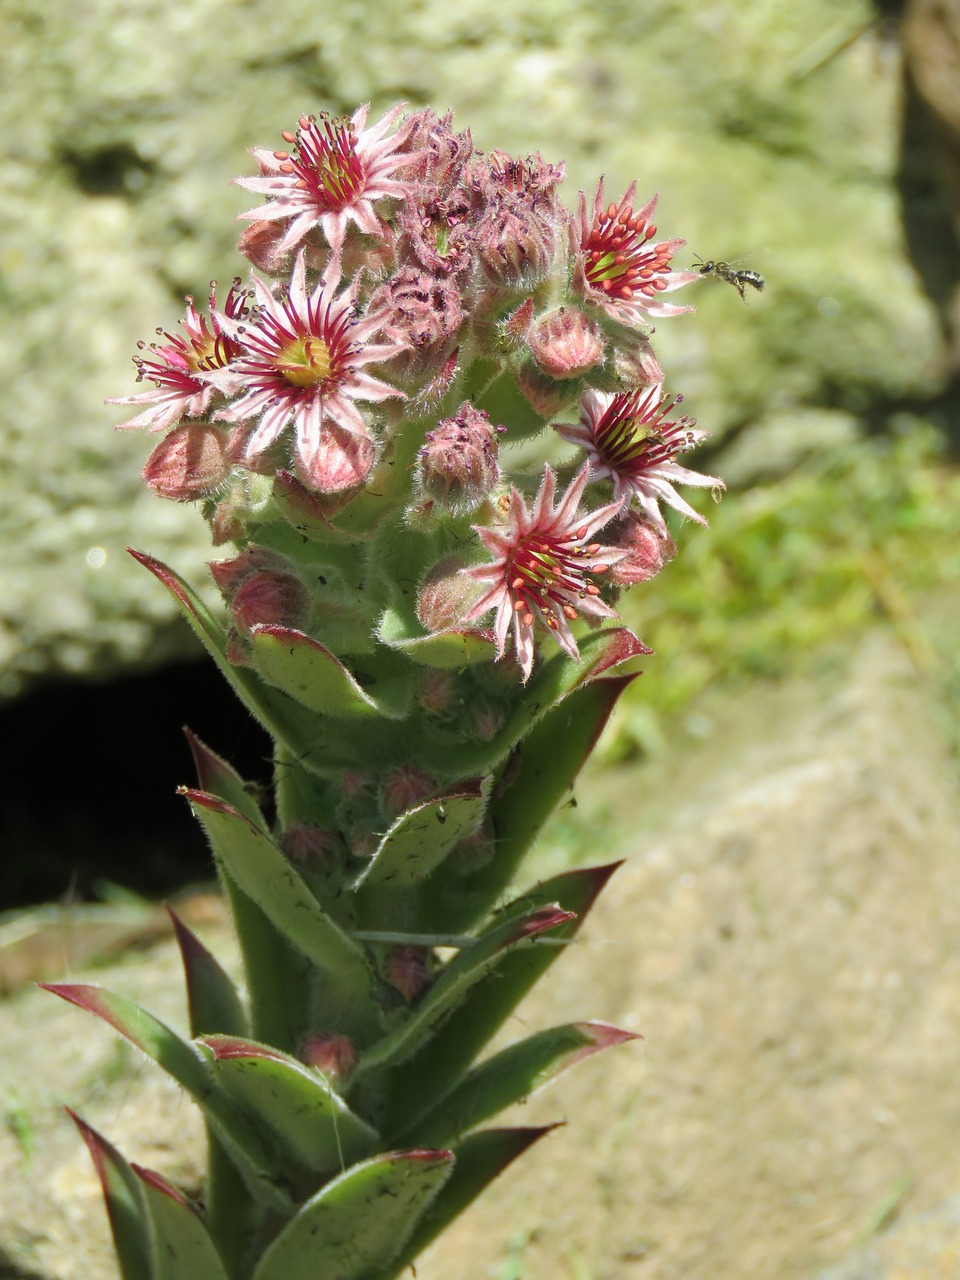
[49,103,723,1280]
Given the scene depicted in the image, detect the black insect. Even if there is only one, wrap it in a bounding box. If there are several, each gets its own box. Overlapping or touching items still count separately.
[695,256,765,302]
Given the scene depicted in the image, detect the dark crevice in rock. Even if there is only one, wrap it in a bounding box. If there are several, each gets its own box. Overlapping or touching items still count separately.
[0,661,272,911]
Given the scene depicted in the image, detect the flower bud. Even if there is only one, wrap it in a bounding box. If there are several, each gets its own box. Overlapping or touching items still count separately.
[366,268,464,376]
[383,945,431,1003]
[280,824,343,867]
[210,547,311,636]
[237,219,292,275]
[231,570,311,635]
[380,765,437,819]
[142,422,234,501]
[610,332,664,387]
[210,546,290,598]
[526,307,604,380]
[296,424,378,496]
[416,553,485,631]
[413,402,502,516]
[606,515,677,586]
[515,361,580,418]
[299,1033,358,1084]
[415,669,458,716]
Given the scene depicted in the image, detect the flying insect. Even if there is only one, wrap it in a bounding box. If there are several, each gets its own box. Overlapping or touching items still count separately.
[694,256,765,302]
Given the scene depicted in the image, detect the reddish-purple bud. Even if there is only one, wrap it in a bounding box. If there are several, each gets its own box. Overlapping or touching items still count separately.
[413,401,501,515]
[415,668,458,716]
[611,332,665,387]
[296,424,378,496]
[299,1033,358,1083]
[384,944,431,1003]
[515,361,579,418]
[142,422,234,501]
[466,699,506,742]
[210,546,290,598]
[280,824,343,866]
[237,219,292,275]
[396,108,474,187]
[366,268,464,374]
[231,571,311,635]
[381,765,437,819]
[607,515,677,586]
[526,307,604,380]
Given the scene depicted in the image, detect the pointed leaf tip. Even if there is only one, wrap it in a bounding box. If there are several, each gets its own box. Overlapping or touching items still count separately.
[510,904,576,943]
[131,1163,188,1203]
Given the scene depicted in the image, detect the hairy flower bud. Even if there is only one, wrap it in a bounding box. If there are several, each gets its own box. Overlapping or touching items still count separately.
[515,361,579,418]
[142,422,234,500]
[366,268,464,376]
[380,765,437,819]
[210,547,311,638]
[210,546,290,598]
[415,668,458,716]
[416,553,486,631]
[299,1033,358,1084]
[413,401,502,516]
[527,307,604,380]
[237,219,293,275]
[280,824,344,866]
[231,571,311,635]
[383,945,431,1003]
[397,108,473,187]
[606,514,677,586]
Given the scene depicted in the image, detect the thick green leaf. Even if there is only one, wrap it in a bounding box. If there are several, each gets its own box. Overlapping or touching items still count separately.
[378,606,496,668]
[379,862,620,1138]
[129,549,318,755]
[414,627,649,778]
[182,790,379,1034]
[352,903,575,1081]
[408,1022,639,1146]
[167,906,247,1038]
[353,782,487,890]
[133,1164,230,1280]
[202,1036,379,1174]
[251,1149,454,1280]
[183,731,314,1048]
[249,625,403,719]
[44,984,293,1211]
[423,674,634,933]
[184,727,270,831]
[68,1110,153,1280]
[388,1127,555,1276]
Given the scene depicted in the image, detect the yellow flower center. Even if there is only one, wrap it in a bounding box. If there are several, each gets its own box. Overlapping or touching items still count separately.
[277,336,333,389]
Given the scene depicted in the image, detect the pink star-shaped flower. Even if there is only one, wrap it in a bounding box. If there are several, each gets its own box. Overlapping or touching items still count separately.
[463,466,625,681]
[209,252,406,490]
[571,178,699,325]
[108,281,248,432]
[556,387,723,533]
[236,103,420,261]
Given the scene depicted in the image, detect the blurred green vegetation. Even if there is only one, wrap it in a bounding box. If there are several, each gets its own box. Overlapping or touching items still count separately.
[608,420,960,758]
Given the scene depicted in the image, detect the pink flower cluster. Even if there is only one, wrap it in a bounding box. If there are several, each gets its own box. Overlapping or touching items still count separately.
[111,103,722,681]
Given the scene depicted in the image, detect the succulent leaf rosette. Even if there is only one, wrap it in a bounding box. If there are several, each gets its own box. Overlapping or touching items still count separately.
[49,104,724,1280]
